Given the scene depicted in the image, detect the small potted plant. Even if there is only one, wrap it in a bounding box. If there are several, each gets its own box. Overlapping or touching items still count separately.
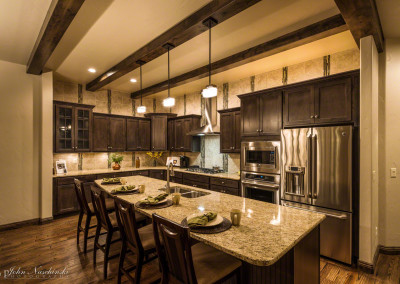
[109,153,124,170]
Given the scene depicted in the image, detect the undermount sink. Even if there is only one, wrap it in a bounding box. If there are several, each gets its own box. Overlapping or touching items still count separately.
[159,186,210,198]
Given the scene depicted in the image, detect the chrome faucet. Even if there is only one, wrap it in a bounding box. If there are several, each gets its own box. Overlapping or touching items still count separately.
[166,162,175,191]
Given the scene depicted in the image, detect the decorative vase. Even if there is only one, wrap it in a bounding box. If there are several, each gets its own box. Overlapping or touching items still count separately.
[112,163,121,170]
[153,160,157,167]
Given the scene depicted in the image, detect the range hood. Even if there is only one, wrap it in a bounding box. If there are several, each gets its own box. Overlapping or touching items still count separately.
[188,97,220,136]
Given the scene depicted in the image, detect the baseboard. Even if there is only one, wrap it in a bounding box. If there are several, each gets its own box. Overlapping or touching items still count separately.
[0,218,40,232]
[357,244,380,274]
[380,246,400,255]
[39,217,54,224]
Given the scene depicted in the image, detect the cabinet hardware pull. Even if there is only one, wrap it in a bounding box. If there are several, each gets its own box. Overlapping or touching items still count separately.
[310,115,314,118]
[315,114,319,118]
[313,194,318,199]
[221,181,224,184]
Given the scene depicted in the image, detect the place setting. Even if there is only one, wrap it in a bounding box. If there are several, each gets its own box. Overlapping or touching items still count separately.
[181,208,242,234]
[135,192,174,209]
[106,178,146,195]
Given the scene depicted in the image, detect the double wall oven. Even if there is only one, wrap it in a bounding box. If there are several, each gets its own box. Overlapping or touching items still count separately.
[241,141,280,204]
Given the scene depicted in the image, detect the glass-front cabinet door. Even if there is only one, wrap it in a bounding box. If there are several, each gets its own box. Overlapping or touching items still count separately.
[55,105,74,152]
[74,107,92,152]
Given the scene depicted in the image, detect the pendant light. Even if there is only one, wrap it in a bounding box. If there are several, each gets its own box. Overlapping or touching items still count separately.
[163,43,175,107]
[136,60,146,113]
[201,17,218,98]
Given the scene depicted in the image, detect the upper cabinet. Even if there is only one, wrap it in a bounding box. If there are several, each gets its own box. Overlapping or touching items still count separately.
[169,115,201,152]
[92,113,126,152]
[218,108,241,153]
[145,113,177,151]
[54,101,94,153]
[126,118,151,151]
[283,74,353,127]
[240,91,282,137]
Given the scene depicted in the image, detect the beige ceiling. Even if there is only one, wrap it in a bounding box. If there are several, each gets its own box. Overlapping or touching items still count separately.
[0,0,52,65]
[376,0,400,38]
[48,0,343,94]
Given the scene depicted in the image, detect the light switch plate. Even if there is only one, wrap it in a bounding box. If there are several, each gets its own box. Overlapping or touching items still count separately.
[390,168,397,178]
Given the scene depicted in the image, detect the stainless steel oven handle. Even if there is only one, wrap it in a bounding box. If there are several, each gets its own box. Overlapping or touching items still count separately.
[242,182,279,190]
[281,203,348,220]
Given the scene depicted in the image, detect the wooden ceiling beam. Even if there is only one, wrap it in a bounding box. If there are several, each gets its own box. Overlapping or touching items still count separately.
[85,0,261,91]
[334,0,384,52]
[27,0,86,75]
[131,14,347,99]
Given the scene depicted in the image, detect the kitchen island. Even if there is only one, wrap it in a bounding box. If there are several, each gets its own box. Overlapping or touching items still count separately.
[96,175,325,283]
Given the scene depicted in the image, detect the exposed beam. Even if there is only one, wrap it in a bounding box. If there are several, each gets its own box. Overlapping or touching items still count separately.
[27,0,86,75]
[85,0,261,91]
[334,0,384,52]
[131,14,347,99]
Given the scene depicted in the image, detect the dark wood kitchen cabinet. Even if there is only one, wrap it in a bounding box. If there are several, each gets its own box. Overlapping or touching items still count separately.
[54,101,94,153]
[218,108,241,153]
[240,91,282,137]
[169,115,201,152]
[126,118,151,151]
[283,73,354,127]
[145,113,177,151]
[92,113,126,151]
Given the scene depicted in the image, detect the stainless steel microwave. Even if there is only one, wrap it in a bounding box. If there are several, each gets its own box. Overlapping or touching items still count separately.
[241,141,280,174]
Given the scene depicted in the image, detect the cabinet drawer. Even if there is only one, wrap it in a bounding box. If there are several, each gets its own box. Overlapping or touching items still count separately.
[182,180,209,190]
[56,177,75,185]
[182,173,209,184]
[173,171,183,179]
[150,170,165,180]
[78,175,96,182]
[210,184,240,196]
[210,177,239,189]
[97,172,132,179]
[133,170,149,176]
[171,177,183,184]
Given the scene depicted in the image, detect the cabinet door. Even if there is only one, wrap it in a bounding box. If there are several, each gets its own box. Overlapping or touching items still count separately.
[168,119,175,151]
[151,116,167,151]
[109,117,126,151]
[182,118,192,151]
[138,119,151,150]
[234,111,241,151]
[149,170,165,180]
[314,77,352,124]
[74,107,92,152]
[283,85,314,127]
[174,119,184,151]
[126,118,139,151]
[55,184,79,215]
[92,115,109,151]
[55,105,75,152]
[260,91,282,135]
[220,112,234,152]
[241,96,260,136]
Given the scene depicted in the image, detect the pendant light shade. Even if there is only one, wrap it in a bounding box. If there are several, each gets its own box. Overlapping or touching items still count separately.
[136,60,146,113]
[163,43,175,108]
[202,17,218,98]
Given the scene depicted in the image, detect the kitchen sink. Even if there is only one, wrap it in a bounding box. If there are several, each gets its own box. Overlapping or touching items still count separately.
[159,186,210,198]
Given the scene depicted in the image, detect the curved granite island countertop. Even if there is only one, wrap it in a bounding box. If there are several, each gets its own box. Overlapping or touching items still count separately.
[95,175,325,267]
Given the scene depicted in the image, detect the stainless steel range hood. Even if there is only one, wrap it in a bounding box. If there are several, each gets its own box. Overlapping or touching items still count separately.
[188,97,220,136]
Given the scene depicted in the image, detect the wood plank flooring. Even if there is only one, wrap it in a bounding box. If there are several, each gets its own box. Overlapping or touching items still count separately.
[0,215,399,283]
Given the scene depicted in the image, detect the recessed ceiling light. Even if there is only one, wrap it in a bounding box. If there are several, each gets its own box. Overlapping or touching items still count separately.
[130,78,137,83]
[88,68,96,73]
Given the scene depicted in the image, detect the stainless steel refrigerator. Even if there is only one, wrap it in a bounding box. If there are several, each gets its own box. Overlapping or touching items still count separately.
[281,125,353,264]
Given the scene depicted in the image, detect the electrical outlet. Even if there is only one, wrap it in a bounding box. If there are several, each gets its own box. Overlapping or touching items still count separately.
[390,168,397,178]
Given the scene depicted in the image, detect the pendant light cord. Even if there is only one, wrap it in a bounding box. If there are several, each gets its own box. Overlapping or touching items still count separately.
[208,20,212,86]
[140,63,143,105]
[168,47,171,98]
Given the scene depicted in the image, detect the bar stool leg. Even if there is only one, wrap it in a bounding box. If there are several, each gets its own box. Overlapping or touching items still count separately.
[77,211,83,245]
[135,254,144,284]
[103,230,113,279]
[117,242,127,284]
[93,224,101,266]
[83,214,91,253]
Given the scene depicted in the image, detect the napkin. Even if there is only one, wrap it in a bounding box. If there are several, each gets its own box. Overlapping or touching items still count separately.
[111,185,136,194]
[102,177,121,184]
[187,212,217,228]
[140,193,169,205]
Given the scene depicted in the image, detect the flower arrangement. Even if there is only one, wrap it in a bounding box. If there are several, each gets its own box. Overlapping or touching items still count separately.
[109,153,124,170]
[146,152,164,166]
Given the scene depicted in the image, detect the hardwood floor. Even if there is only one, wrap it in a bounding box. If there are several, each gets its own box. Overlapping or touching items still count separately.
[0,215,399,283]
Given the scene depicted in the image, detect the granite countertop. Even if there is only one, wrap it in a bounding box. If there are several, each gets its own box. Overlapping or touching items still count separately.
[95,176,325,266]
[53,166,240,180]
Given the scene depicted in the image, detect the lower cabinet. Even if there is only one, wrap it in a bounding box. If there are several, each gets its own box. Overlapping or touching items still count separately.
[149,170,166,180]
[210,177,240,196]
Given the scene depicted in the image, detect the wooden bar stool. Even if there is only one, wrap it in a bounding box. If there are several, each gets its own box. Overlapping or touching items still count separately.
[114,198,158,284]
[152,213,242,284]
[73,179,115,253]
[90,185,122,279]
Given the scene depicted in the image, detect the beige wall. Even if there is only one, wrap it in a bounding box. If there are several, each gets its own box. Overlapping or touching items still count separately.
[380,38,400,247]
[0,60,42,225]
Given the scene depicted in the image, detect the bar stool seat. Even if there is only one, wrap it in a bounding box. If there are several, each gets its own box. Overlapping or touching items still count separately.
[88,199,115,214]
[138,225,156,251]
[192,242,242,284]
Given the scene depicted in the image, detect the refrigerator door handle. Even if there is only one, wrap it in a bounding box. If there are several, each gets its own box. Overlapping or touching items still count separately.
[281,203,348,220]
[312,134,318,199]
[307,134,313,199]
